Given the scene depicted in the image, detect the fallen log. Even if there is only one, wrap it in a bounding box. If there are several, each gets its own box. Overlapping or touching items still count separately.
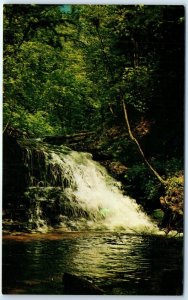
[44,131,95,145]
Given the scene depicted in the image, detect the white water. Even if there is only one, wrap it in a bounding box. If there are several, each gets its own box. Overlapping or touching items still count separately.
[23,143,159,234]
[49,147,158,233]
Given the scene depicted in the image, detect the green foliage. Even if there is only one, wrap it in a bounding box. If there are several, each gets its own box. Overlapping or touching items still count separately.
[122,66,153,112]
[165,158,184,176]
[165,175,184,198]
[159,174,183,231]
[3,4,184,143]
[124,163,163,211]
[26,111,61,136]
[3,4,103,136]
[3,102,61,136]
[151,209,164,221]
[3,4,184,231]
[4,102,28,130]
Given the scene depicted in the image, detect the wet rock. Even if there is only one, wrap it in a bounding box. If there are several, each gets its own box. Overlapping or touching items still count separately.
[62,272,104,295]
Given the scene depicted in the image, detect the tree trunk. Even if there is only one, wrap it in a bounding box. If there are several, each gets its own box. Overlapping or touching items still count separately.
[94,24,167,186]
[122,97,166,185]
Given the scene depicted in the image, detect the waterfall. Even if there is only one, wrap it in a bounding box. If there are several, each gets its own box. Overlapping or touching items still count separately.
[20,140,158,233]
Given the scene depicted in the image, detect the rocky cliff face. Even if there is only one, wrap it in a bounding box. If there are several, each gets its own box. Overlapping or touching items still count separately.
[3,133,70,232]
[3,133,29,231]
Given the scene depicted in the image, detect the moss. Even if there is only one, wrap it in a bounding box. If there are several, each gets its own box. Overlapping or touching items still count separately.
[160,173,184,232]
[151,209,165,222]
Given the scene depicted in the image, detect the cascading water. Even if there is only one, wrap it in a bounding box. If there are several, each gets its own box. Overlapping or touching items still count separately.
[20,140,158,234]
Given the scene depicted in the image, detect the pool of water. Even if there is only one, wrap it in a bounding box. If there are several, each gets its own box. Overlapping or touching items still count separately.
[2,231,183,295]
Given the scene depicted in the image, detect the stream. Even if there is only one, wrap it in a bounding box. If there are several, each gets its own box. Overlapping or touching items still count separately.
[2,231,183,295]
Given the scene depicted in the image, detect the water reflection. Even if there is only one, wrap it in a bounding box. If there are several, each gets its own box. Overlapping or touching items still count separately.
[71,235,148,280]
[2,232,183,295]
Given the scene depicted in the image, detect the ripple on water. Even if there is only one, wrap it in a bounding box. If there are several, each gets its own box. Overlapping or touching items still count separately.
[2,231,183,295]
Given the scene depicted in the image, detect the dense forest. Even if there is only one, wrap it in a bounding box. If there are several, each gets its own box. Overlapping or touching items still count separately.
[3,4,184,232]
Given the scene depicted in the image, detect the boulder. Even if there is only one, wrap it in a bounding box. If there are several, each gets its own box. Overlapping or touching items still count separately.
[62,272,104,295]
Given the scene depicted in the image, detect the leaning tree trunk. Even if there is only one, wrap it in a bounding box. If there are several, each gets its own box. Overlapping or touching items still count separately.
[121,97,167,186]
[94,22,184,233]
[94,23,167,186]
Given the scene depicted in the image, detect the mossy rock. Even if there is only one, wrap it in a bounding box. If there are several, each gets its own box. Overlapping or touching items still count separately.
[160,174,184,232]
[151,209,164,221]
